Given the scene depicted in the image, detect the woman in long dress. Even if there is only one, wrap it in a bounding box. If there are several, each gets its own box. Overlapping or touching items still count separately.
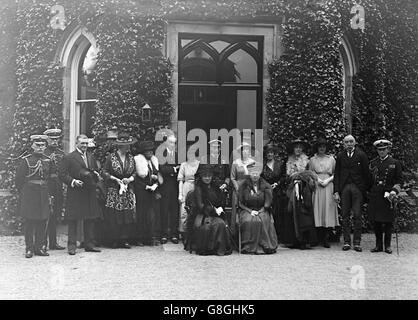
[261,143,282,238]
[238,164,278,254]
[192,164,232,256]
[177,149,200,238]
[279,137,314,248]
[230,142,256,235]
[308,138,339,248]
[134,141,163,246]
[102,133,137,249]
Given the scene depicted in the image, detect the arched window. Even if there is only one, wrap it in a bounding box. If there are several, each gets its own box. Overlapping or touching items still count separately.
[56,26,98,150]
[339,36,357,133]
[77,44,98,138]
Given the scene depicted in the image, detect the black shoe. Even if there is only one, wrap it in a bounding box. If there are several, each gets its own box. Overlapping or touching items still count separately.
[49,244,65,250]
[299,243,311,250]
[385,247,393,254]
[354,245,362,252]
[264,248,276,254]
[25,250,33,258]
[323,242,330,248]
[68,249,76,255]
[371,247,383,253]
[170,237,179,244]
[34,249,49,256]
[85,247,101,253]
[342,244,351,251]
[120,242,131,249]
[160,237,168,244]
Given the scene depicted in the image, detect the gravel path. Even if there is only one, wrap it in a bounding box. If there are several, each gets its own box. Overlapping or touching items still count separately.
[1,233,417,300]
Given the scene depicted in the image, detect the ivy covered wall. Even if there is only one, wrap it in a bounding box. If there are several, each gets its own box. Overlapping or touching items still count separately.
[0,0,417,233]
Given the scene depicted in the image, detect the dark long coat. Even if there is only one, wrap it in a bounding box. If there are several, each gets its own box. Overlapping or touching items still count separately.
[159,149,179,236]
[368,156,403,222]
[261,159,282,235]
[15,153,54,220]
[59,150,101,220]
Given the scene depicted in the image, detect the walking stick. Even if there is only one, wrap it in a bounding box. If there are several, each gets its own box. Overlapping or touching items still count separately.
[392,197,400,256]
[43,196,54,250]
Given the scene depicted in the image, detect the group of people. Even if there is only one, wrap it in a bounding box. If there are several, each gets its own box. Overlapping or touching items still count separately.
[16,128,402,258]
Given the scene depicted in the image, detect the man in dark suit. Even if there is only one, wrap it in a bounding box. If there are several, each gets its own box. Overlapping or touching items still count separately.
[59,134,102,255]
[333,135,371,252]
[43,128,65,250]
[368,139,402,254]
[159,134,180,244]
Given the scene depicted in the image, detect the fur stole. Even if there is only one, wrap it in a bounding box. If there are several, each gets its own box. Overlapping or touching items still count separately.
[286,153,310,176]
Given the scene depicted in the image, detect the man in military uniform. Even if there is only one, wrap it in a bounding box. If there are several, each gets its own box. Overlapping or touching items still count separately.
[15,135,54,258]
[43,128,65,250]
[368,139,402,254]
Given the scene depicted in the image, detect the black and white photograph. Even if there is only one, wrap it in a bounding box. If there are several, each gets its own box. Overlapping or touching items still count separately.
[0,0,417,306]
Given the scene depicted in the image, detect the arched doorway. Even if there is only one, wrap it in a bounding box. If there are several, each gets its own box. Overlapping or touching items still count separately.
[339,36,358,134]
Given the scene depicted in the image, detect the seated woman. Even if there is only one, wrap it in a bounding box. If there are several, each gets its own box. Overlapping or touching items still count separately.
[192,164,232,256]
[238,164,278,254]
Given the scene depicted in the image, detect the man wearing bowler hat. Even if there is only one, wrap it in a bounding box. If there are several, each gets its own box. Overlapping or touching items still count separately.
[15,135,54,258]
[368,139,402,254]
[59,134,102,255]
[43,128,65,250]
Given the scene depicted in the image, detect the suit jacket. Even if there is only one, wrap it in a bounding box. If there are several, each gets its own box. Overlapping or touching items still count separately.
[59,150,101,220]
[159,149,179,189]
[334,147,371,194]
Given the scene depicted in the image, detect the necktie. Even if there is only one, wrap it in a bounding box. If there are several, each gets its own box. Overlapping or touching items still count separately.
[82,153,89,168]
[148,160,153,174]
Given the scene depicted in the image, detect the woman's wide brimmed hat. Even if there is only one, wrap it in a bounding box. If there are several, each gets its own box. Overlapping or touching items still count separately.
[115,133,137,146]
[313,137,331,152]
[263,142,278,153]
[195,164,214,177]
[247,162,263,176]
[286,137,310,154]
[138,140,154,153]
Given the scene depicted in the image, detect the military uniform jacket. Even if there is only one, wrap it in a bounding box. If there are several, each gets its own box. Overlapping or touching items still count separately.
[44,146,65,198]
[368,156,402,222]
[59,150,101,220]
[15,153,54,220]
